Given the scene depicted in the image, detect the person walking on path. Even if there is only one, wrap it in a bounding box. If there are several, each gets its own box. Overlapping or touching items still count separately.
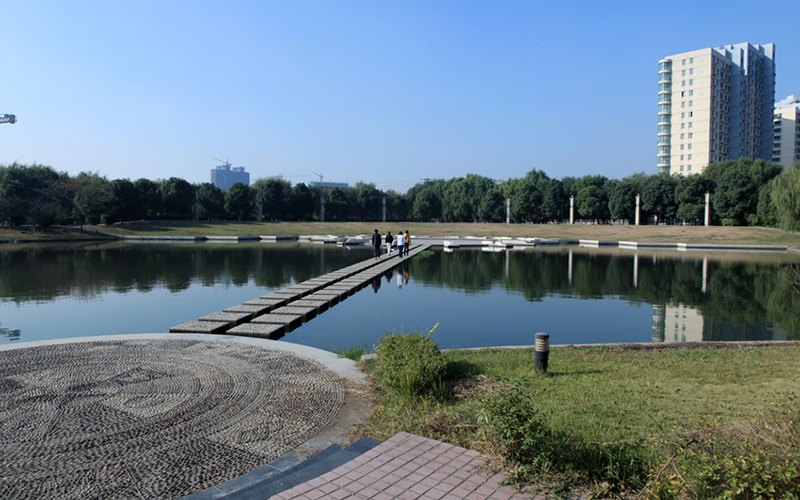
[396,229,405,257]
[403,230,411,256]
[371,229,381,259]
[385,231,394,255]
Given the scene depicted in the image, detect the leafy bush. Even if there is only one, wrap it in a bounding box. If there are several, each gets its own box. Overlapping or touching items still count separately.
[722,218,739,226]
[375,330,445,399]
[478,382,551,464]
[690,406,799,499]
[478,382,652,496]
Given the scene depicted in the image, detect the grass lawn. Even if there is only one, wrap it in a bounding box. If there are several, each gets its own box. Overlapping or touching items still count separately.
[358,343,800,497]
[77,220,800,247]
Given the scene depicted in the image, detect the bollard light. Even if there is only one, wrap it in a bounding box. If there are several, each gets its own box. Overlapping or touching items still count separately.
[534,333,550,374]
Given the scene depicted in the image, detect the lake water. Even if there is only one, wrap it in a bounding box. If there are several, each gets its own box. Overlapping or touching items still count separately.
[1,241,797,351]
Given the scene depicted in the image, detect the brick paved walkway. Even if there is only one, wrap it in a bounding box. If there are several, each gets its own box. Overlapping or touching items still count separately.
[272,432,549,500]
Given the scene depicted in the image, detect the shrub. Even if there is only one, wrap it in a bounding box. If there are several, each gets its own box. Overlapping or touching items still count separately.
[690,406,800,499]
[478,382,551,464]
[722,218,739,226]
[375,330,445,399]
[646,404,800,499]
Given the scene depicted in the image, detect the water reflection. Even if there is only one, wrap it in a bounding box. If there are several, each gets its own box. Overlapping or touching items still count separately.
[406,247,798,341]
[1,242,797,347]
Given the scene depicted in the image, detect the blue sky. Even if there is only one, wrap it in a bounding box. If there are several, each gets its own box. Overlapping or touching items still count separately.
[3,1,798,192]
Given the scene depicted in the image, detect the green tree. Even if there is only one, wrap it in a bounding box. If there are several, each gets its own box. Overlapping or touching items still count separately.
[134,178,161,219]
[198,183,225,220]
[541,179,568,222]
[642,174,677,222]
[576,185,608,222]
[104,178,141,224]
[477,187,505,222]
[253,177,291,220]
[325,187,350,221]
[771,162,800,231]
[0,163,63,226]
[50,171,113,228]
[352,182,382,221]
[409,181,442,221]
[224,182,255,220]
[288,183,315,220]
[675,174,714,223]
[158,177,194,219]
[712,167,757,225]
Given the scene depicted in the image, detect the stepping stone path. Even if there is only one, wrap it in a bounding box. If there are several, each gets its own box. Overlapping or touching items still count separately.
[170,244,431,338]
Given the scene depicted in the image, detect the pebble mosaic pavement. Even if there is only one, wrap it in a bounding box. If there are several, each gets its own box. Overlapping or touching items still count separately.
[0,339,345,500]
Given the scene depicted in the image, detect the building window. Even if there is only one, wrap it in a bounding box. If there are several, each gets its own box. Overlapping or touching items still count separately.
[681,102,686,108]
[688,165,692,171]
[688,154,692,160]
[689,112,693,117]
[689,90,693,96]
[689,79,693,85]
[682,59,686,65]
[681,144,685,150]
[682,80,686,87]
[682,70,686,76]
[688,144,692,149]
[690,57,693,63]
[681,123,685,129]
[680,166,684,171]
[681,155,684,160]
[689,101,693,107]
[688,133,692,139]
[689,123,693,128]
[689,68,694,74]
[680,134,685,140]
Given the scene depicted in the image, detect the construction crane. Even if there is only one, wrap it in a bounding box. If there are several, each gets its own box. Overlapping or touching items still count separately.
[0,114,16,124]
[212,157,231,168]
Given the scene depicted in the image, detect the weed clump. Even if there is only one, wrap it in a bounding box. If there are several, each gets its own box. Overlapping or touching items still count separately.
[646,403,800,499]
[333,344,368,361]
[375,329,445,399]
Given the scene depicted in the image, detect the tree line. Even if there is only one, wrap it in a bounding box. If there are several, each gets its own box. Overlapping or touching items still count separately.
[2,158,799,231]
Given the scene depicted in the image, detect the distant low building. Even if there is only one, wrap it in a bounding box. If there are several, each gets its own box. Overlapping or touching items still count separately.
[211,163,250,191]
[309,181,349,189]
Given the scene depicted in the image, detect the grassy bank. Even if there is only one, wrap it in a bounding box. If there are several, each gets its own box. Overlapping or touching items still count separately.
[82,220,800,247]
[358,342,800,498]
[0,226,113,243]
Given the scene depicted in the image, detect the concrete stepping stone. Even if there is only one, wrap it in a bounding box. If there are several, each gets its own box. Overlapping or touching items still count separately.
[198,312,251,326]
[245,298,287,310]
[169,321,229,334]
[227,323,285,339]
[290,299,329,312]
[271,306,317,319]
[252,314,303,329]
[223,304,271,318]
[306,291,341,304]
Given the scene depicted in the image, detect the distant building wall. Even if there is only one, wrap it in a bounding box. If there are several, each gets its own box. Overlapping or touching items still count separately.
[309,181,349,189]
[657,42,776,175]
[773,95,800,167]
[211,164,250,191]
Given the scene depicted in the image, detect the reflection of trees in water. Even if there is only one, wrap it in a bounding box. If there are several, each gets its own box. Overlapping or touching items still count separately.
[0,243,369,303]
[412,249,800,340]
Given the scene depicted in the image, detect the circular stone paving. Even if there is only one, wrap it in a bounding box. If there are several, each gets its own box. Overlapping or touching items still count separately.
[0,339,345,500]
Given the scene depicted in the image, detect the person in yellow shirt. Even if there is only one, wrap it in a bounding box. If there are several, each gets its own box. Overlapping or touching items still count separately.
[403,230,411,256]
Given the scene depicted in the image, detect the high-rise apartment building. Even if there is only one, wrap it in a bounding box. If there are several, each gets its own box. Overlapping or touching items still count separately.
[211,162,250,191]
[772,95,800,167]
[657,42,776,175]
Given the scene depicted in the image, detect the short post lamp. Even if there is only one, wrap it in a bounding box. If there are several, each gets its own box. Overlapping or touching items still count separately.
[534,333,550,374]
